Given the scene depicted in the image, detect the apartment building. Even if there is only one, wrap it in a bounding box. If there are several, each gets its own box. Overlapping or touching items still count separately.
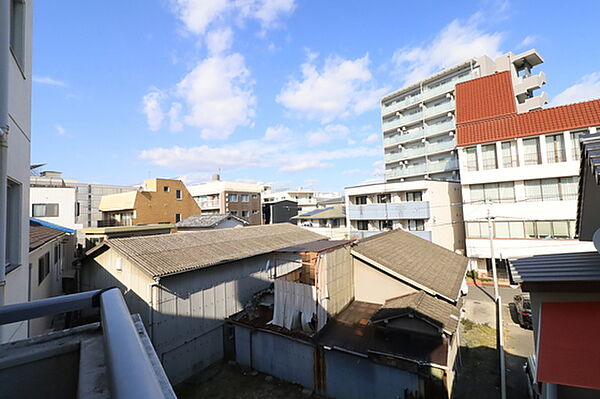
[188,174,263,225]
[345,180,465,252]
[99,178,200,226]
[262,188,340,213]
[1,0,33,343]
[456,72,599,277]
[382,49,546,183]
[30,170,136,228]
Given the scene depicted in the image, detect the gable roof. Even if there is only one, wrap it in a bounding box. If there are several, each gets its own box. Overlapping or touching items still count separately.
[293,205,345,220]
[351,229,468,302]
[371,291,461,335]
[455,71,517,124]
[457,98,600,147]
[175,213,248,228]
[30,219,67,251]
[96,223,326,278]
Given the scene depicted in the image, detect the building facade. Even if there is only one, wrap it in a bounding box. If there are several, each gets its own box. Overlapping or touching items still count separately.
[30,186,82,230]
[456,72,599,277]
[99,178,200,226]
[1,0,34,343]
[188,175,263,225]
[262,189,340,213]
[262,200,299,224]
[382,49,546,183]
[294,204,348,240]
[345,180,465,252]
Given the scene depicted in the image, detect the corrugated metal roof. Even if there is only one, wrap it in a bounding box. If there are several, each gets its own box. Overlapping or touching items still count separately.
[576,133,600,240]
[371,291,461,334]
[510,251,600,283]
[175,213,248,228]
[101,223,326,278]
[352,229,468,302]
[455,71,517,124]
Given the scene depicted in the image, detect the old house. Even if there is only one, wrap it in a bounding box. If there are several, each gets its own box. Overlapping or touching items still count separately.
[175,213,248,231]
[230,228,467,398]
[80,223,325,384]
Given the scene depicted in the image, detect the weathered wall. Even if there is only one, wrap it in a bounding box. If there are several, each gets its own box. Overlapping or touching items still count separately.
[353,257,417,304]
[322,246,354,316]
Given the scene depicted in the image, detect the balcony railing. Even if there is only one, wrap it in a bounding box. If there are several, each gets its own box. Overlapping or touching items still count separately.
[425,120,454,136]
[348,202,430,220]
[423,101,454,119]
[0,289,175,399]
[382,93,422,116]
[349,229,432,241]
[546,149,567,163]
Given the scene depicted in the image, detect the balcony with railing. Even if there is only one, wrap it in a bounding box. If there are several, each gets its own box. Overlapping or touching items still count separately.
[423,100,455,119]
[547,149,567,163]
[382,93,422,116]
[383,127,425,148]
[348,201,430,220]
[349,229,432,241]
[425,120,454,136]
[0,289,176,399]
[422,73,471,99]
[385,163,429,179]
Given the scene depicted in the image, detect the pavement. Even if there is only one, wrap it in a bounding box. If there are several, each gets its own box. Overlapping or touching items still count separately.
[460,283,534,398]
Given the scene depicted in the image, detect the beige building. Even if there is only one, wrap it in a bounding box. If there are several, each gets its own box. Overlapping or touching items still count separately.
[99,178,199,226]
[188,174,263,225]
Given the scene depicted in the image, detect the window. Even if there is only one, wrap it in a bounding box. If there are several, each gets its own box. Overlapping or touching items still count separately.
[175,213,181,223]
[38,252,50,285]
[241,210,249,218]
[53,244,60,265]
[406,191,422,202]
[525,178,579,201]
[355,196,367,205]
[252,194,258,199]
[32,203,59,217]
[240,194,250,202]
[470,182,515,204]
[6,180,21,269]
[230,211,238,216]
[467,220,574,239]
[466,147,478,171]
[481,144,498,170]
[228,193,238,202]
[501,141,519,168]
[175,189,182,200]
[379,220,393,230]
[10,0,26,70]
[377,194,391,203]
[546,134,566,163]
[571,131,585,160]
[523,138,541,165]
[252,210,259,214]
[357,220,369,231]
[163,186,170,192]
[408,219,425,231]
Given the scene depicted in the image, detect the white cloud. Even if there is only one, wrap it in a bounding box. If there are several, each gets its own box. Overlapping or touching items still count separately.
[168,102,183,132]
[277,53,387,122]
[33,76,67,87]
[363,133,380,144]
[342,168,363,176]
[205,27,234,55]
[171,0,229,35]
[175,53,256,139]
[551,72,600,106]
[307,124,350,147]
[236,0,296,30]
[142,89,165,131]
[391,15,503,85]
[518,35,536,49]
[55,124,66,136]
[263,125,292,141]
[280,160,332,172]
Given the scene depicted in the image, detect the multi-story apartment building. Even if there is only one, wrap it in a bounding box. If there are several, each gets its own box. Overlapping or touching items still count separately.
[30,170,137,228]
[188,175,263,225]
[456,72,599,277]
[262,188,340,213]
[99,178,200,226]
[382,49,546,183]
[1,0,33,343]
[345,180,465,252]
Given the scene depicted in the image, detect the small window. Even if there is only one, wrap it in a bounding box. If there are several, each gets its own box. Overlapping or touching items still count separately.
[228,194,238,202]
[38,252,50,285]
[406,191,422,202]
[241,210,249,218]
[175,213,181,223]
[32,203,59,217]
[10,0,26,70]
[377,194,391,203]
[176,189,182,200]
[240,194,250,202]
[53,245,60,265]
[408,219,425,231]
[481,144,498,170]
[379,220,393,230]
[163,186,170,192]
[252,210,259,214]
[355,196,367,205]
[230,211,238,216]
[357,220,369,231]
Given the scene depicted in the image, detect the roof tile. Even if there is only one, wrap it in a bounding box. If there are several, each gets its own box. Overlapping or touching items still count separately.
[455,71,517,124]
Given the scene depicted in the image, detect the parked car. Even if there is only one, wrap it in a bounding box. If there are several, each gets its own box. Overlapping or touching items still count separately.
[514,293,532,329]
[524,355,540,398]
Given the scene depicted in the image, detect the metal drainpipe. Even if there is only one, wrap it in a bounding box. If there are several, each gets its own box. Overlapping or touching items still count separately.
[0,0,12,308]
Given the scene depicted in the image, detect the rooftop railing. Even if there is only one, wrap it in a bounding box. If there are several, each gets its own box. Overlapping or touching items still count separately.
[0,288,173,399]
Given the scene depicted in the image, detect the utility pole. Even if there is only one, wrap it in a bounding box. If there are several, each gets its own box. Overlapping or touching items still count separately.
[487,208,506,399]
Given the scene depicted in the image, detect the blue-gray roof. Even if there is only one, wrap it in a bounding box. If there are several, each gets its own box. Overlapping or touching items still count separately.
[510,251,600,284]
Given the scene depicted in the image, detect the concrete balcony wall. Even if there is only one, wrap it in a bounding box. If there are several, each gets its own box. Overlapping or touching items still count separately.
[516,92,548,113]
[348,202,430,220]
[381,94,422,117]
[349,230,432,241]
[423,101,454,119]
[513,71,546,95]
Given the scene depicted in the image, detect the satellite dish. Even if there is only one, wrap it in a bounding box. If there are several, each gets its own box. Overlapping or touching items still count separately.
[593,228,600,254]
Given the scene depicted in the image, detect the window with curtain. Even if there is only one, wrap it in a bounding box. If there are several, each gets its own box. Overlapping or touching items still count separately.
[481,144,498,170]
[560,177,578,200]
[525,180,542,201]
[499,182,515,203]
[537,221,553,238]
[408,219,425,231]
[470,185,484,204]
[546,134,566,163]
[570,131,585,160]
[501,141,519,168]
[466,147,478,171]
[484,183,500,203]
[552,221,570,238]
[541,178,560,201]
[523,138,541,165]
[495,222,510,238]
[509,221,525,238]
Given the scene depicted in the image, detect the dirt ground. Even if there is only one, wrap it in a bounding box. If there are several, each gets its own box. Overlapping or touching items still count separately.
[176,362,324,399]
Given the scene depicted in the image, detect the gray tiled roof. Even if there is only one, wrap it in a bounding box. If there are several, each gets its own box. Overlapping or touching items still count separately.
[371,291,461,334]
[175,213,248,228]
[104,223,326,278]
[351,228,468,302]
[510,251,600,283]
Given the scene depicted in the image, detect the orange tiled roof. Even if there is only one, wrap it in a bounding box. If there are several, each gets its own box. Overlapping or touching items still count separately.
[455,71,517,124]
[457,99,600,147]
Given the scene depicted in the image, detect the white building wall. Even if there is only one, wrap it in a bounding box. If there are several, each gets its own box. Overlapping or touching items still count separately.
[30,187,83,230]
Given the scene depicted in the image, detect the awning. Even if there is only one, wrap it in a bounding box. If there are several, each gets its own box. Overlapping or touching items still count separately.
[537,301,600,390]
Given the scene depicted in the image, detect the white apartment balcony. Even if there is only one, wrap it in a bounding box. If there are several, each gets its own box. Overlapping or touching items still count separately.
[350,230,432,241]
[513,71,546,95]
[386,158,458,179]
[422,74,471,100]
[516,91,548,113]
[381,93,422,117]
[383,127,425,148]
[382,111,422,131]
[385,140,455,165]
[348,202,430,220]
[198,200,220,209]
[427,158,459,174]
[425,120,454,137]
[423,101,455,119]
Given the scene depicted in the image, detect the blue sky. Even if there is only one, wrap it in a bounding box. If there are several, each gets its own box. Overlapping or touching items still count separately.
[32,0,600,192]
